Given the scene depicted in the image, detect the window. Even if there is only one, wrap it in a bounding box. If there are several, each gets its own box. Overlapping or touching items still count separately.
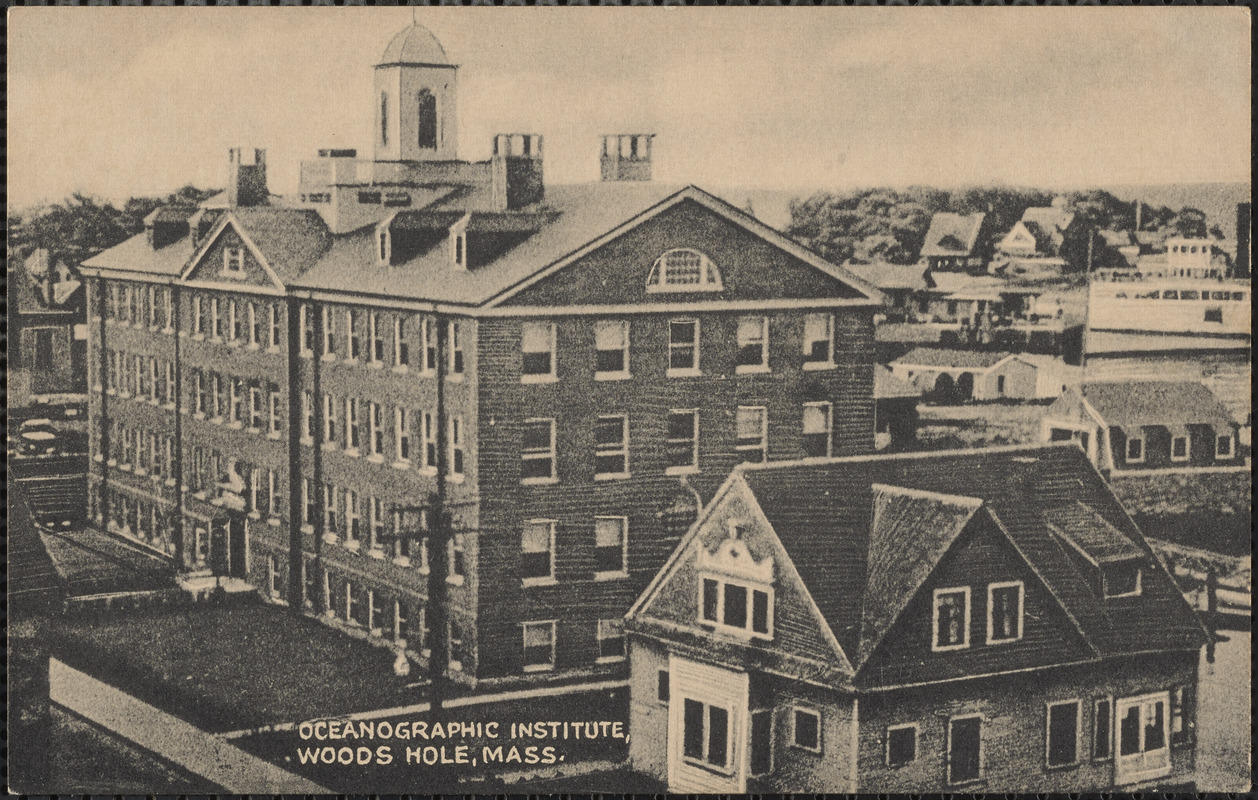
[700,576,772,636]
[594,415,629,479]
[211,297,224,339]
[657,669,670,703]
[1118,694,1169,776]
[380,91,389,146]
[369,311,384,364]
[749,709,773,776]
[1047,700,1081,767]
[736,316,769,371]
[932,587,971,651]
[521,418,556,483]
[393,316,410,367]
[791,707,821,752]
[378,228,390,264]
[367,497,385,552]
[395,408,411,464]
[647,249,722,292]
[345,309,360,360]
[1126,435,1144,463]
[302,391,313,441]
[1094,698,1113,760]
[345,489,360,545]
[268,304,281,349]
[594,516,627,577]
[666,409,699,473]
[417,88,438,149]
[1170,685,1194,746]
[887,724,917,767]
[521,519,556,583]
[736,406,768,463]
[594,320,629,378]
[223,246,245,277]
[996,374,1006,395]
[448,321,464,377]
[453,232,467,269]
[986,581,1023,643]
[344,397,360,452]
[597,618,625,661]
[802,401,833,458]
[667,319,699,374]
[323,483,339,536]
[1103,561,1141,598]
[249,383,263,430]
[301,479,315,527]
[683,699,731,771]
[268,387,281,435]
[300,305,314,355]
[947,715,983,785]
[522,621,556,672]
[447,532,465,579]
[321,307,336,357]
[424,412,438,470]
[323,394,338,444]
[1204,306,1223,323]
[521,321,556,380]
[267,556,281,599]
[803,312,834,367]
[1216,434,1234,459]
[367,402,384,458]
[1171,434,1190,462]
[422,317,437,374]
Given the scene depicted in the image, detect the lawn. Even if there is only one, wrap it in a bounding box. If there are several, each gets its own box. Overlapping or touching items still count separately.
[45,602,417,734]
[916,401,1049,451]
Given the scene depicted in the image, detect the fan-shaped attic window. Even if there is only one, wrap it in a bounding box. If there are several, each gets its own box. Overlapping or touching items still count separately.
[647,248,723,293]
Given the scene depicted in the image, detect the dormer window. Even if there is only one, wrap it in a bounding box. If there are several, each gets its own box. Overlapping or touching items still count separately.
[932,587,971,651]
[453,232,467,269]
[1102,561,1141,598]
[222,247,245,278]
[647,248,722,292]
[697,523,774,638]
[986,581,1024,644]
[378,227,391,265]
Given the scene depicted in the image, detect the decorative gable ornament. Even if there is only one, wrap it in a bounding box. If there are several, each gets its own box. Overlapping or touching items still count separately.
[697,519,774,584]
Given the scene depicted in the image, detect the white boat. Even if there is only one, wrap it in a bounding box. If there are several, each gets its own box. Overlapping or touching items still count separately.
[1086,269,1251,357]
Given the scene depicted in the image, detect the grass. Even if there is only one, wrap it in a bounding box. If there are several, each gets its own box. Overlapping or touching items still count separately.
[45,602,417,733]
[916,402,1048,451]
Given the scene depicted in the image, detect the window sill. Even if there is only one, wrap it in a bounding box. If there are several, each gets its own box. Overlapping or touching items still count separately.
[299,350,313,359]
[193,412,207,421]
[247,511,262,521]
[191,334,206,342]
[266,345,282,355]
[322,532,340,545]
[245,342,261,352]
[521,374,558,385]
[267,517,282,527]
[268,431,282,441]
[594,571,628,582]
[344,448,361,458]
[666,368,702,379]
[226,340,241,349]
[735,364,771,375]
[94,454,105,463]
[523,664,555,673]
[227,421,244,430]
[366,453,385,464]
[163,402,176,412]
[193,491,209,501]
[300,436,314,447]
[367,548,386,560]
[1044,761,1081,772]
[931,643,971,653]
[447,374,465,383]
[391,364,410,375]
[321,353,338,364]
[665,466,699,477]
[161,327,175,336]
[344,540,361,552]
[106,389,118,397]
[594,371,632,382]
[367,361,384,370]
[595,655,626,664]
[802,361,836,372]
[594,472,630,482]
[247,426,262,435]
[523,577,558,588]
[321,442,339,453]
[118,464,133,473]
[446,575,465,587]
[447,474,465,484]
[522,477,559,486]
[392,460,412,470]
[300,524,315,534]
[392,556,411,567]
[343,357,359,366]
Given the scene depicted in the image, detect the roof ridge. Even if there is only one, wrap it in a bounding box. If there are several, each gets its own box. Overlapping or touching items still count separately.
[737,442,1080,474]
[869,483,984,508]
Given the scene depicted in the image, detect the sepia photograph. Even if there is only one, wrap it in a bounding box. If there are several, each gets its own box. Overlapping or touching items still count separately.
[6,6,1251,793]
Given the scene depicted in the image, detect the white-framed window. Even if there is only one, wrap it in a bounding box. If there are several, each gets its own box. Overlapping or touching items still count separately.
[946,715,983,785]
[344,397,360,452]
[932,586,971,651]
[1170,684,1195,747]
[1046,699,1081,768]
[1116,692,1171,777]
[1093,697,1113,761]
[1170,434,1190,462]
[268,387,281,435]
[301,391,314,442]
[667,319,700,375]
[300,478,314,527]
[596,618,625,662]
[345,489,360,545]
[647,248,722,292]
[299,304,314,355]
[521,620,556,672]
[393,315,410,368]
[267,555,281,599]
[666,409,699,474]
[594,415,629,479]
[268,303,281,349]
[682,698,733,772]
[448,321,464,377]
[521,519,556,584]
[802,401,833,458]
[222,246,246,278]
[368,402,384,458]
[594,320,630,379]
[447,532,465,580]
[790,707,822,753]
[594,516,628,578]
[521,418,556,483]
[736,406,768,463]
[212,297,225,338]
[1216,434,1234,459]
[700,575,773,637]
[422,317,438,374]
[248,382,263,430]
[378,225,391,264]
[521,321,557,382]
[1102,561,1142,598]
[368,496,385,552]
[229,377,244,425]
[886,723,918,767]
[161,287,173,330]
[369,311,385,364]
[395,408,412,464]
[986,581,1024,644]
[145,285,157,327]
[321,307,337,357]
[323,483,339,536]
[736,316,769,372]
[803,312,835,367]
[345,309,360,360]
[423,411,438,470]
[247,302,260,346]
[323,393,338,444]
[452,231,468,269]
[1125,435,1145,463]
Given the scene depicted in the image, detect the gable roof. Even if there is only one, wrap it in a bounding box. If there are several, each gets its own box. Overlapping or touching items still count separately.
[920,212,986,258]
[892,347,1014,370]
[1080,380,1236,429]
[844,262,927,292]
[874,365,919,399]
[728,444,1207,681]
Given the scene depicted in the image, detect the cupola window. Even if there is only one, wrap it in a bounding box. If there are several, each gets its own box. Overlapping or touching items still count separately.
[647,248,723,292]
[417,89,438,150]
[380,92,390,147]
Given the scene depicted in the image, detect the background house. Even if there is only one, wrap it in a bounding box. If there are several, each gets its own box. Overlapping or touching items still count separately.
[9,248,88,400]
[918,212,987,273]
[889,347,1068,402]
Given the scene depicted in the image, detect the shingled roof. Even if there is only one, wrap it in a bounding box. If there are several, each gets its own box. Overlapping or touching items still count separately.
[919,212,986,258]
[732,444,1208,683]
[1080,380,1236,430]
[892,346,1014,370]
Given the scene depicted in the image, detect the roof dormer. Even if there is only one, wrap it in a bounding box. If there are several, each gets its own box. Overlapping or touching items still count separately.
[697,519,775,639]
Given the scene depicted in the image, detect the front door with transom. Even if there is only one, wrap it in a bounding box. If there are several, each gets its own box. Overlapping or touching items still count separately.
[667,654,748,793]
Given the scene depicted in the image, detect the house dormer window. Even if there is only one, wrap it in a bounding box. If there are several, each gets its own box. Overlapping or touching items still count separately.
[1102,561,1141,598]
[1215,433,1234,459]
[697,522,774,638]
[647,248,722,292]
[453,232,467,269]
[222,247,245,278]
[378,227,391,264]
[932,587,971,651]
[986,581,1024,644]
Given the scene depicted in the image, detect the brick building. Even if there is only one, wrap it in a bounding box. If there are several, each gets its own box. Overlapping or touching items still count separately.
[626,444,1208,791]
[77,22,883,689]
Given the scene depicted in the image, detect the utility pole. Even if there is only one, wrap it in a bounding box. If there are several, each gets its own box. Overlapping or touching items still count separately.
[427,314,451,712]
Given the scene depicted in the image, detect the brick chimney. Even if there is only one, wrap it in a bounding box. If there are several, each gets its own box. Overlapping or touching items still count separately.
[491,134,544,211]
[227,148,268,207]
[601,134,654,182]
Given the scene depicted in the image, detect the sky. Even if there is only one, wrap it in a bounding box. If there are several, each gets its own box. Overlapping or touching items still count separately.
[7,7,1252,211]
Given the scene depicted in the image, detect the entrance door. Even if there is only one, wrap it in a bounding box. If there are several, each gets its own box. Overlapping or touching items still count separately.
[947,716,982,785]
[667,655,747,793]
[228,515,248,579]
[1115,693,1171,784]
